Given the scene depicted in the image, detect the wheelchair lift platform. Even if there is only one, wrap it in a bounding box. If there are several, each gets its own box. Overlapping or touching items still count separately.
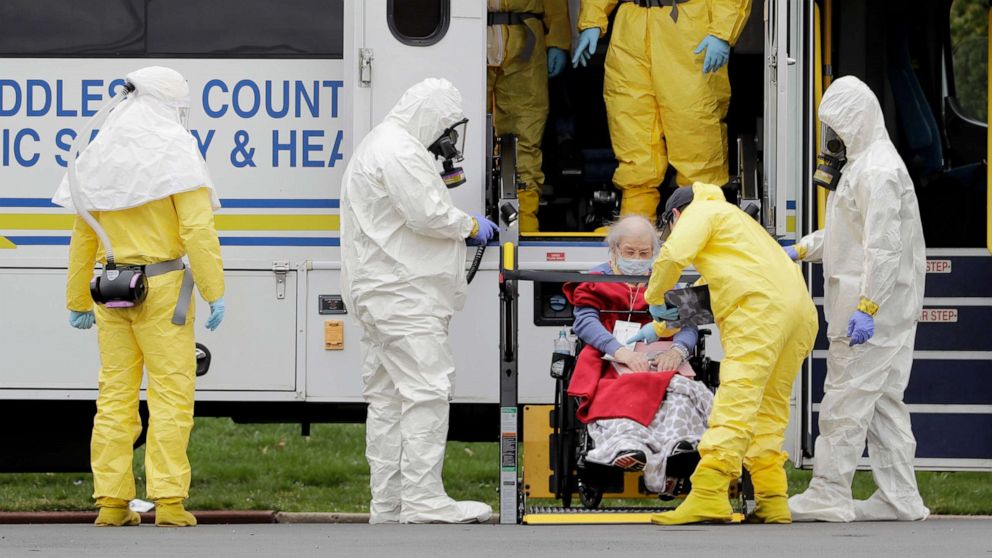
[523,508,746,525]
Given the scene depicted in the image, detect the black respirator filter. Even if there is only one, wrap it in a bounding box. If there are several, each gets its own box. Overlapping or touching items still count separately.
[90,266,149,308]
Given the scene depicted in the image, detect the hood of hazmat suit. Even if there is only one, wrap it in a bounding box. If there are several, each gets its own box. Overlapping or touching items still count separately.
[790,76,929,522]
[53,66,219,212]
[340,78,489,524]
[340,77,476,319]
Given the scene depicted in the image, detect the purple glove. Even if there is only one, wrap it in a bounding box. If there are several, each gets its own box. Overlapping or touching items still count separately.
[784,246,799,261]
[469,212,497,246]
[847,310,875,346]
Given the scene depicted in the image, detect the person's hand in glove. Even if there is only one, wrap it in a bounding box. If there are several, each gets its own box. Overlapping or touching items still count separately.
[784,245,799,261]
[548,47,567,77]
[694,35,731,73]
[847,310,874,346]
[69,310,95,330]
[626,322,660,345]
[649,303,679,322]
[572,28,601,68]
[613,347,651,372]
[468,212,498,246]
[205,297,225,331]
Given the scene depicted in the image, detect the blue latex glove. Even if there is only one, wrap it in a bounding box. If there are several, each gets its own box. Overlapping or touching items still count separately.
[784,246,799,261]
[847,310,874,346]
[694,35,731,73]
[548,47,567,77]
[649,304,679,322]
[469,212,498,246]
[571,28,601,68]
[206,297,226,331]
[69,310,95,330]
[626,322,660,345]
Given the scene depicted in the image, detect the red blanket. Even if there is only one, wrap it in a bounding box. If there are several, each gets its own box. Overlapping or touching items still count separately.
[563,278,675,427]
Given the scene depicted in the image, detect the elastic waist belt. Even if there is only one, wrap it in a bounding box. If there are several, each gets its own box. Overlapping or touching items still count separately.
[488,11,540,61]
[620,0,689,22]
[118,257,195,326]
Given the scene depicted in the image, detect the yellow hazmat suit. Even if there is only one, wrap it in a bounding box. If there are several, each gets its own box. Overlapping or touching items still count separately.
[487,0,570,232]
[66,189,224,525]
[644,183,817,524]
[579,0,751,221]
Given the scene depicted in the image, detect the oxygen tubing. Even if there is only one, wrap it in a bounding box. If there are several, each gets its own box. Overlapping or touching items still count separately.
[67,82,135,268]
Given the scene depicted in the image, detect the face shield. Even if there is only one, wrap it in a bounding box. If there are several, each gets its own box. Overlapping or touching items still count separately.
[813,125,847,191]
[427,118,468,188]
[659,215,675,241]
[176,105,190,131]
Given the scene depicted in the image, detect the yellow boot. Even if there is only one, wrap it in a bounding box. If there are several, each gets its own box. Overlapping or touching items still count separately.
[619,187,661,224]
[155,498,197,527]
[744,463,792,524]
[517,189,540,233]
[651,466,737,525]
[94,497,141,527]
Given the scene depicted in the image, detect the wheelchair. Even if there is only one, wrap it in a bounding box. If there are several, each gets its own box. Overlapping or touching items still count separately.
[548,314,739,510]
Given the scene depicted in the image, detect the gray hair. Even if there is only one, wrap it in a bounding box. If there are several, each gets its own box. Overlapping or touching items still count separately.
[605,215,661,255]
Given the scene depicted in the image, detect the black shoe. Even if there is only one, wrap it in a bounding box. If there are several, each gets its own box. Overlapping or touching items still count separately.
[611,450,647,472]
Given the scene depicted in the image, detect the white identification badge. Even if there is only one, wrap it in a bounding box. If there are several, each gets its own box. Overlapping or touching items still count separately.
[612,320,642,348]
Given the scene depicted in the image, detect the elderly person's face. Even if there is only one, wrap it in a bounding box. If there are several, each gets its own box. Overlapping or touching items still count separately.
[617,234,653,260]
[612,232,655,276]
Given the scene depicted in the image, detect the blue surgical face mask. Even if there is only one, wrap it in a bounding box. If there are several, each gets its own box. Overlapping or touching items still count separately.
[617,257,652,276]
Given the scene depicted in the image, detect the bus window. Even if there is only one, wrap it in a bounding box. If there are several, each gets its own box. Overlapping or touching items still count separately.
[950,0,988,122]
[0,0,144,55]
[147,0,344,58]
[387,0,449,46]
[0,0,343,58]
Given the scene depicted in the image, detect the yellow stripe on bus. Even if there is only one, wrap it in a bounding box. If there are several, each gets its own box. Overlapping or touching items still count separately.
[0,213,340,231]
[216,215,339,231]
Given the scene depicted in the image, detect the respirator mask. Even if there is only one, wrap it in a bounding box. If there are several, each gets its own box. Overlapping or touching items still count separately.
[427,118,468,188]
[813,125,847,191]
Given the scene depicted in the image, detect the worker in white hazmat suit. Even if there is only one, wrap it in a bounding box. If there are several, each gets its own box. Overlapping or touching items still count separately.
[786,76,929,522]
[340,78,497,524]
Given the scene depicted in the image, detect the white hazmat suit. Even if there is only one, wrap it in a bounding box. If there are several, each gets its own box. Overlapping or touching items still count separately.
[340,78,492,524]
[789,76,929,522]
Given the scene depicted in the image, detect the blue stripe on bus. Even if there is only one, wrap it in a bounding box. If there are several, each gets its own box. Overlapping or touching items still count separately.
[220,199,340,209]
[0,198,59,208]
[4,236,71,245]
[786,200,796,210]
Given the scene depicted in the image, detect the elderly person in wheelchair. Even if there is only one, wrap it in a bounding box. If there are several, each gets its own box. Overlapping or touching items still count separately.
[562,215,714,493]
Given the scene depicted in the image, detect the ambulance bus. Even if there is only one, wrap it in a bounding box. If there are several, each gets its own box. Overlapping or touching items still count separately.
[0,0,989,476]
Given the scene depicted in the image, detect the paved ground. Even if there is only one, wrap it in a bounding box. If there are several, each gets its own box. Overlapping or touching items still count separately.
[1,518,989,558]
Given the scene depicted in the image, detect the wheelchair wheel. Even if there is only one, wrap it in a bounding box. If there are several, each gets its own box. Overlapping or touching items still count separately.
[577,479,603,510]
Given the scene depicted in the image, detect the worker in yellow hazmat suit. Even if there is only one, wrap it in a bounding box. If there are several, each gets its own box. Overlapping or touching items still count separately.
[642,184,817,524]
[573,0,751,223]
[488,0,570,232]
[54,66,225,528]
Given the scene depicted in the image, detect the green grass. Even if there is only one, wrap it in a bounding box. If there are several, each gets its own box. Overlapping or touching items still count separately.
[1,418,990,514]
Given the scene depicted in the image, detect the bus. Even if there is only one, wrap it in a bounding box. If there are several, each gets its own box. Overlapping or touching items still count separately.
[0,0,988,479]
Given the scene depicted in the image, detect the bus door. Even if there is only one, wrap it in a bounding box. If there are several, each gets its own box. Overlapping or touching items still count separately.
[799,0,992,471]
